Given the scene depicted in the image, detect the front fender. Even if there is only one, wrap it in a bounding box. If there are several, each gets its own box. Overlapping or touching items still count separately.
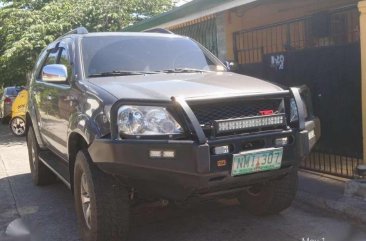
[67,113,101,151]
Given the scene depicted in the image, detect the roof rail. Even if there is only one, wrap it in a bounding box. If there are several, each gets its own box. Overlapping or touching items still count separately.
[143,28,173,34]
[60,27,88,38]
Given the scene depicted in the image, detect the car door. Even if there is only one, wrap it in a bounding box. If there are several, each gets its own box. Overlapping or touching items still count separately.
[42,38,75,158]
[32,43,59,146]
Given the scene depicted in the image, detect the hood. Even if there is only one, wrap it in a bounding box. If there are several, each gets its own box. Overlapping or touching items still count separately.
[87,72,284,101]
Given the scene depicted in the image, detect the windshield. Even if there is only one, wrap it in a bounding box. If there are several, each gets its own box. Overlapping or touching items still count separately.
[81,35,226,77]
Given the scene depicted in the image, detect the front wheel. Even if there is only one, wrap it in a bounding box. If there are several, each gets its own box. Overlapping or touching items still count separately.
[10,116,26,137]
[74,150,130,241]
[237,168,298,216]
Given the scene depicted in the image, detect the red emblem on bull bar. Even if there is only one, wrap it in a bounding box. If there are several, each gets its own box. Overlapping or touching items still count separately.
[259,110,274,116]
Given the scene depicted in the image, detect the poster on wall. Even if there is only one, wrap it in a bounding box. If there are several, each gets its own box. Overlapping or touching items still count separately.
[270,54,285,71]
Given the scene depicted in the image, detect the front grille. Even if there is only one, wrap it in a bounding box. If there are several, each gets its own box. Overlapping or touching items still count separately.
[190,99,284,124]
[189,99,286,137]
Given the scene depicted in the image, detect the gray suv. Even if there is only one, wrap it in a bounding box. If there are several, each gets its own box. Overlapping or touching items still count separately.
[26,27,320,241]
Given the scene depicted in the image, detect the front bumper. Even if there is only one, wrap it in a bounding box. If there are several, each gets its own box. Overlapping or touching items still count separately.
[88,121,318,201]
[89,86,320,200]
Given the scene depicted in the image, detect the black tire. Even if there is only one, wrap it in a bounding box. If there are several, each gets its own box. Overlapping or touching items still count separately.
[237,168,298,216]
[27,126,56,185]
[74,149,130,241]
[9,116,26,137]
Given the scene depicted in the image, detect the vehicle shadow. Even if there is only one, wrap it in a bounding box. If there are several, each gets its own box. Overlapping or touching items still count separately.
[0,123,25,147]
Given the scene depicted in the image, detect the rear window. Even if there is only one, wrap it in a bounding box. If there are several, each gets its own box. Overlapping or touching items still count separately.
[6,87,21,96]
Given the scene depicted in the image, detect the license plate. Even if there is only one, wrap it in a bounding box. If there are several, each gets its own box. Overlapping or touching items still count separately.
[231,148,283,176]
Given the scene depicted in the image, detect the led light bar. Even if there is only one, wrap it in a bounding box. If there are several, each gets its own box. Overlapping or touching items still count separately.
[215,114,286,133]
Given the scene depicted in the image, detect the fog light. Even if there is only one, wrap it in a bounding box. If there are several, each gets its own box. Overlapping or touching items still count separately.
[162,150,175,158]
[213,145,230,155]
[275,137,288,146]
[149,150,175,158]
[149,150,162,158]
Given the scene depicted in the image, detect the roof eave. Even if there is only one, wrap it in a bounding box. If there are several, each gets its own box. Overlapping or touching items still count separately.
[123,0,257,32]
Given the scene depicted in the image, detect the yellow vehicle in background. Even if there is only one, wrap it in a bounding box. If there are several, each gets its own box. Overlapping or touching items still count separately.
[9,89,28,136]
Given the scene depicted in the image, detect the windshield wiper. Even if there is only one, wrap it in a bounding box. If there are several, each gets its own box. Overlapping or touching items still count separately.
[157,68,210,74]
[88,70,158,77]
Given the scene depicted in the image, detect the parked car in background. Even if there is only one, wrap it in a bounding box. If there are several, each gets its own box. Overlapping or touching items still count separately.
[0,86,24,124]
[9,89,28,136]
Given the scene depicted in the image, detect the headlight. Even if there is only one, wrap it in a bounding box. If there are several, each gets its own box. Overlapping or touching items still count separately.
[290,98,298,122]
[117,105,183,136]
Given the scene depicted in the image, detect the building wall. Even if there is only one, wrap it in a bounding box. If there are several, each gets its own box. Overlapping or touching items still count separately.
[224,0,359,60]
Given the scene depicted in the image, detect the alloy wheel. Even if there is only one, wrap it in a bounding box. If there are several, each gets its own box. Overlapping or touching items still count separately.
[11,117,25,136]
[80,173,92,230]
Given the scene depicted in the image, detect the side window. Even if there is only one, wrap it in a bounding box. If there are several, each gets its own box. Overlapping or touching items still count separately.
[59,47,70,66]
[37,47,61,80]
[45,48,60,65]
[59,42,72,81]
[34,49,48,81]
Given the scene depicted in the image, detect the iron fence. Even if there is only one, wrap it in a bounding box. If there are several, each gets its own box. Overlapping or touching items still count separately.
[302,149,362,178]
[233,6,363,178]
[233,6,360,65]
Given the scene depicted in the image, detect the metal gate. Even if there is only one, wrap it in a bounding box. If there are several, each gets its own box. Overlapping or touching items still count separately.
[169,16,218,56]
[233,6,362,178]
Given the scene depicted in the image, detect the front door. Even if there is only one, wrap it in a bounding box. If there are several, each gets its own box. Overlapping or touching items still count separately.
[37,39,75,158]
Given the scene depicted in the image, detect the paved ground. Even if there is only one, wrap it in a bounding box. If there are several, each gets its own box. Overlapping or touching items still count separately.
[0,123,366,241]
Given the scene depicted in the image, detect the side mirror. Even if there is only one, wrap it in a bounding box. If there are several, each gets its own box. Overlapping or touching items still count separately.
[42,64,68,83]
[225,61,238,72]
